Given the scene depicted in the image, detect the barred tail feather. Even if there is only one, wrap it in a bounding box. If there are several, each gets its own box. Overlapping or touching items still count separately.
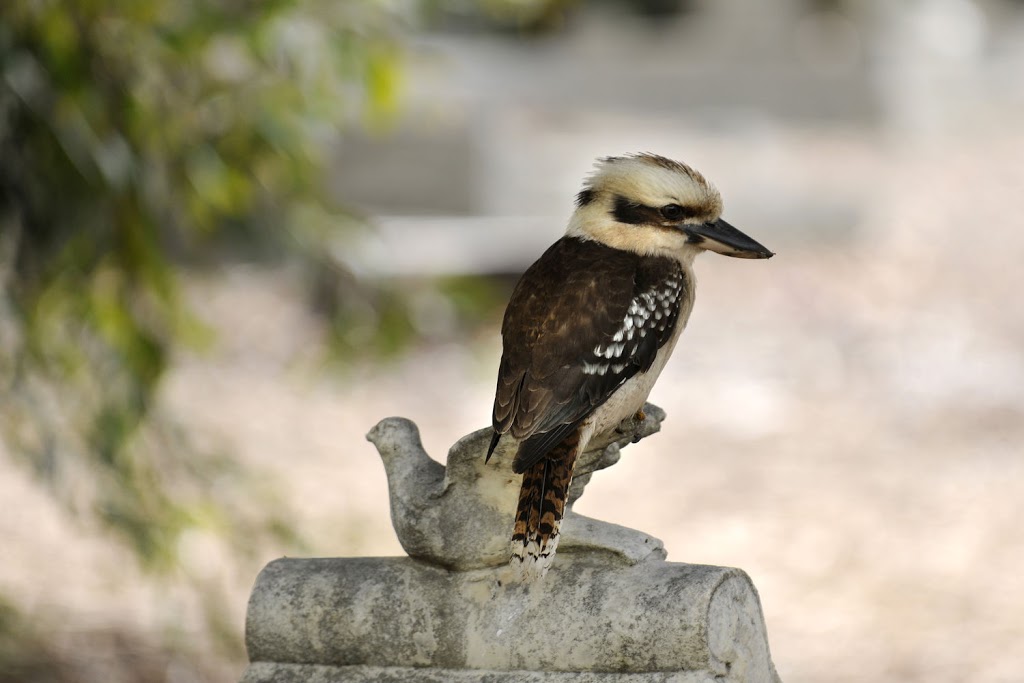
[510,430,580,579]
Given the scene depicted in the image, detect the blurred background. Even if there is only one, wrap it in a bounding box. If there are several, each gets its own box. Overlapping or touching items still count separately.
[2,0,1023,681]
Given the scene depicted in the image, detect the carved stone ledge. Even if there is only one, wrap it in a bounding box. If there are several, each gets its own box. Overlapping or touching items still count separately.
[243,556,780,683]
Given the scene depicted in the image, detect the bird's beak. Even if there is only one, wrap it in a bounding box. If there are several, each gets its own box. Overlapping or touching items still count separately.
[684,218,774,259]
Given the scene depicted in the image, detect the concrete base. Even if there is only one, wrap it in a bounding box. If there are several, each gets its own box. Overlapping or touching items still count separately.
[242,408,781,681]
[243,555,780,682]
[243,662,748,682]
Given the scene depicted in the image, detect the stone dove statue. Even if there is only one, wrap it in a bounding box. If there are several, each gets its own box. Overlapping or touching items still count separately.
[367,403,668,571]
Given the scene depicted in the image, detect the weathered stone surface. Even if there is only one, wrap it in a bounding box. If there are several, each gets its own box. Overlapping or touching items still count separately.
[242,662,738,682]
[242,405,782,682]
[366,404,668,571]
[245,555,779,682]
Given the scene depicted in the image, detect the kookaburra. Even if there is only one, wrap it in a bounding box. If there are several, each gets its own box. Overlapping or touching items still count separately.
[487,153,773,578]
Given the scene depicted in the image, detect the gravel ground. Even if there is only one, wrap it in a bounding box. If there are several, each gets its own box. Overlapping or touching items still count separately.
[2,120,1023,682]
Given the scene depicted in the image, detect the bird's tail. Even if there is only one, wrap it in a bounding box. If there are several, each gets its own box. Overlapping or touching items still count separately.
[510,432,580,579]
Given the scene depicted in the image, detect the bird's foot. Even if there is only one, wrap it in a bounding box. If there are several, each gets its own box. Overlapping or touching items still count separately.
[628,410,646,442]
[591,403,666,455]
[614,410,646,441]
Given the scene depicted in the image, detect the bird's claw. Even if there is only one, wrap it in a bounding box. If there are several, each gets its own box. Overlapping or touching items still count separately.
[615,409,647,436]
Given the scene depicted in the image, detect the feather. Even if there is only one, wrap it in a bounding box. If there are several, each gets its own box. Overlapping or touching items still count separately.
[491,236,686,465]
[510,427,580,579]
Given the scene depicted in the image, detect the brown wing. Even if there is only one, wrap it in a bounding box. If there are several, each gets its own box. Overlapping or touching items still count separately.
[489,236,685,472]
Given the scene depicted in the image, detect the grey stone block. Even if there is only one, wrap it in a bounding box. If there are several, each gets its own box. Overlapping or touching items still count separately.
[243,662,742,682]
[245,556,778,682]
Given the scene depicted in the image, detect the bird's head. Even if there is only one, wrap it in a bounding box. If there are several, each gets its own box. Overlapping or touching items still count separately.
[567,153,774,263]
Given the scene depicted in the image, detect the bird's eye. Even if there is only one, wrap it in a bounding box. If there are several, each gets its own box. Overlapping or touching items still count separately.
[660,204,684,221]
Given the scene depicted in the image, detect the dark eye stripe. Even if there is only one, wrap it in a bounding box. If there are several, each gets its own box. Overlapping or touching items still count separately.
[612,194,702,226]
[661,203,701,220]
[611,195,661,225]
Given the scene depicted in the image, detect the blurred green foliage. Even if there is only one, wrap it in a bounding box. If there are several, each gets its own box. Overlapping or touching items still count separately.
[0,0,407,569]
[0,0,561,574]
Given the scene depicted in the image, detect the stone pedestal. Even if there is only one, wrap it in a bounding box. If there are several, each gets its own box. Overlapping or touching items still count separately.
[240,405,782,682]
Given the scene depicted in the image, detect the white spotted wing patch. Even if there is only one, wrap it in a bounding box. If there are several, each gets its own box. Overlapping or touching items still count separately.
[582,278,683,376]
